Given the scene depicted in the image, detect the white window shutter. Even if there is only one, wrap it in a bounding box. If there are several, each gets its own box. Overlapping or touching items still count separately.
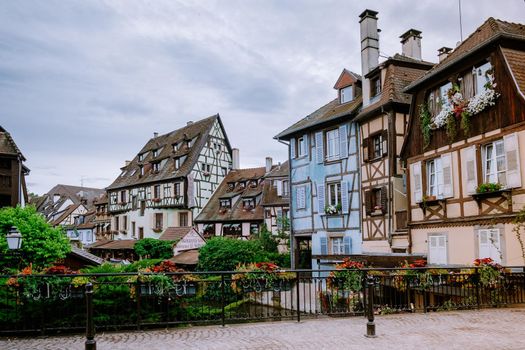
[441,153,454,198]
[504,133,521,188]
[187,174,195,208]
[339,124,348,159]
[343,236,351,254]
[341,181,349,213]
[315,132,324,164]
[410,161,423,204]
[320,237,328,255]
[462,145,478,194]
[428,235,447,265]
[317,184,325,213]
[276,180,283,196]
[290,137,296,159]
[303,134,309,157]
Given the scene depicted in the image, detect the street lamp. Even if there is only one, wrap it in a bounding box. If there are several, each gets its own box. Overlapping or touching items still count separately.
[6,226,22,250]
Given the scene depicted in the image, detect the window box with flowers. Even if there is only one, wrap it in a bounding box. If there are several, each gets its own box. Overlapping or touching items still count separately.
[325,204,342,216]
[472,183,511,204]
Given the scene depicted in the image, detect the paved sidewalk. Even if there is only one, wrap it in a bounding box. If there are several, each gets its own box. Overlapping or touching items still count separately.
[2,308,525,350]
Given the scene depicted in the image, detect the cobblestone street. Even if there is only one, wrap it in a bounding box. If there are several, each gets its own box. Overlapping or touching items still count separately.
[2,308,525,350]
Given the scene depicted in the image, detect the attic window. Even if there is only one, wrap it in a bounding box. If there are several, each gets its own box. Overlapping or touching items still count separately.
[152,162,160,173]
[173,143,179,152]
[174,158,181,170]
[187,138,195,148]
[227,182,235,191]
[120,170,127,177]
[370,76,381,99]
[139,166,144,177]
[239,182,246,190]
[340,85,353,103]
[138,153,144,162]
[220,199,231,208]
[243,198,255,209]
[129,169,137,177]
[250,180,258,188]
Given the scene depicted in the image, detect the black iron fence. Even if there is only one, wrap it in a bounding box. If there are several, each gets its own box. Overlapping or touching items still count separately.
[1,267,524,335]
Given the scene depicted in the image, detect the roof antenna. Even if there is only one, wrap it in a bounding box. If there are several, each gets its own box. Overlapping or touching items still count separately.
[458,0,464,42]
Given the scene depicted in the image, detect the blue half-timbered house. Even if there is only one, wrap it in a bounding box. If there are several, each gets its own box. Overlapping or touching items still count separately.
[275,70,362,269]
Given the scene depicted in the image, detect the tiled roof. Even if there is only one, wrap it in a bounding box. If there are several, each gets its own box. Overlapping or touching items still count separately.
[169,249,199,265]
[405,18,525,92]
[0,127,25,160]
[159,226,193,241]
[195,167,267,222]
[107,115,221,190]
[356,55,433,120]
[275,85,362,140]
[265,160,289,178]
[501,47,525,97]
[261,161,289,206]
[88,239,137,250]
[333,69,361,89]
[69,246,104,265]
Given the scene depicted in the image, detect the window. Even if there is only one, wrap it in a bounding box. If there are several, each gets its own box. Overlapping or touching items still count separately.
[174,182,181,197]
[123,215,128,230]
[174,158,181,170]
[427,82,452,116]
[114,216,120,231]
[282,180,289,196]
[227,182,235,191]
[474,61,492,95]
[478,229,501,263]
[331,237,345,255]
[152,162,160,173]
[140,201,145,216]
[297,136,306,157]
[220,199,231,208]
[221,167,227,176]
[120,190,127,203]
[296,186,306,209]
[138,153,144,162]
[179,212,188,226]
[239,182,246,190]
[139,166,144,176]
[372,134,383,159]
[250,180,258,188]
[243,198,255,209]
[326,129,340,160]
[138,227,144,239]
[371,76,381,98]
[340,85,353,103]
[250,223,259,235]
[223,223,242,236]
[365,187,386,215]
[483,139,506,186]
[173,143,179,152]
[153,185,161,199]
[202,163,211,174]
[428,234,447,265]
[427,158,443,197]
[152,149,158,157]
[203,223,215,237]
[155,213,163,230]
[327,183,341,206]
[132,222,136,238]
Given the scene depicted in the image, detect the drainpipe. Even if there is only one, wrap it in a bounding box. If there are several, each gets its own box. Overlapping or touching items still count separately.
[356,124,363,253]
[277,138,294,268]
[18,156,23,207]
[388,110,394,249]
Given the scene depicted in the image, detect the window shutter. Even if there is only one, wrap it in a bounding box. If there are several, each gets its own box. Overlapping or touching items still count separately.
[380,186,388,214]
[290,137,296,159]
[410,161,423,204]
[303,134,309,157]
[462,71,475,99]
[343,236,351,254]
[317,184,325,213]
[339,124,348,159]
[382,130,388,157]
[341,181,349,213]
[362,138,369,162]
[320,237,328,255]
[504,133,521,188]
[462,145,478,194]
[441,152,454,198]
[315,132,324,164]
[364,190,372,215]
[187,174,195,208]
[276,180,283,196]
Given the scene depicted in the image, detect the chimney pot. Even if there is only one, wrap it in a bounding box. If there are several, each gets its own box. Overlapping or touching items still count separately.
[232,148,240,170]
[400,29,422,60]
[438,46,453,62]
[265,157,273,173]
[153,132,159,138]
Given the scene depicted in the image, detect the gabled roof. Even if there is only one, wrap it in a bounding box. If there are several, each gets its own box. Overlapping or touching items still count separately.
[0,126,25,160]
[159,226,194,241]
[262,161,289,207]
[195,167,268,222]
[333,69,361,90]
[501,47,525,99]
[107,114,228,190]
[51,203,85,226]
[275,95,362,140]
[405,17,525,93]
[356,54,434,121]
[88,239,137,250]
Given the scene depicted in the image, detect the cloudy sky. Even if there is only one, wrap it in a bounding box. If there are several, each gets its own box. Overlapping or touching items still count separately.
[1,0,524,195]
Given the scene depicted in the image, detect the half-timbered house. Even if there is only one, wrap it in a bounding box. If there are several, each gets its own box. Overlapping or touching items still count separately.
[106,115,232,240]
[261,158,290,237]
[0,126,29,208]
[402,17,525,266]
[275,69,362,269]
[356,10,434,254]
[194,157,289,239]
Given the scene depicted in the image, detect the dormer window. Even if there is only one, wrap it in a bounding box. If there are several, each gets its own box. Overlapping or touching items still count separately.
[250,180,258,188]
[239,181,246,190]
[152,162,160,173]
[220,199,231,208]
[340,85,353,103]
[174,157,181,170]
[173,143,179,152]
[152,149,158,158]
[370,76,381,99]
[187,138,195,148]
[243,198,255,209]
[227,182,235,191]
[138,153,144,162]
[139,166,144,177]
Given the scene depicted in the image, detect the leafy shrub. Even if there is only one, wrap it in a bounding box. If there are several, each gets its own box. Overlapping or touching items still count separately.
[134,238,174,259]
[197,237,269,272]
[476,183,502,194]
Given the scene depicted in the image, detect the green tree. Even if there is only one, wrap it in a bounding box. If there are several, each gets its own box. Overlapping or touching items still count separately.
[0,206,71,271]
[134,238,174,259]
[197,237,269,271]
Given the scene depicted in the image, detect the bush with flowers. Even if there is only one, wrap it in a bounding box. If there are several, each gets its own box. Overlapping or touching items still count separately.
[231,262,295,292]
[327,258,365,292]
[474,257,505,288]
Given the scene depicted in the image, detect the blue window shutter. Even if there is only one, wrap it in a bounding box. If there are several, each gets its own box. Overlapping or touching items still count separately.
[303,134,309,157]
[339,124,348,159]
[341,181,349,213]
[315,132,323,164]
[320,237,328,255]
[290,137,296,159]
[343,236,351,254]
[317,184,325,213]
